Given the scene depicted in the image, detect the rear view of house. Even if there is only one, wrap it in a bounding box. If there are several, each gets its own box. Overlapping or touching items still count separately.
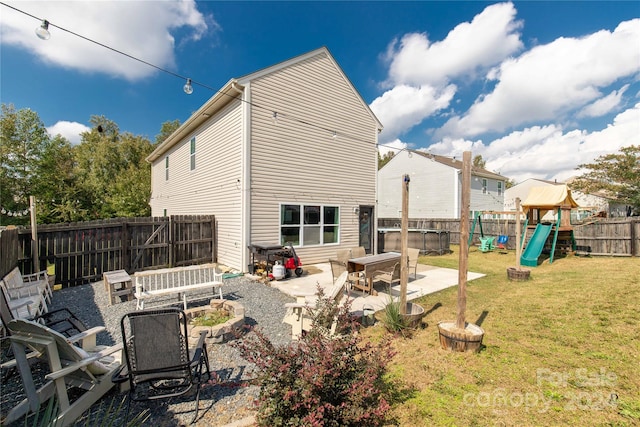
[147,47,383,271]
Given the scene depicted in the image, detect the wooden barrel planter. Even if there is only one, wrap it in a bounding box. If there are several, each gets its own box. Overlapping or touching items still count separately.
[400,303,425,328]
[438,321,484,352]
[507,267,530,281]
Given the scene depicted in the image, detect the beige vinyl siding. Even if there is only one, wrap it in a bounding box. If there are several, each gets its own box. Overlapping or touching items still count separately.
[149,99,244,269]
[247,51,378,264]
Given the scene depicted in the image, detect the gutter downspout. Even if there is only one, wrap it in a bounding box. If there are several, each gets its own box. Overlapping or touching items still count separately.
[233,81,252,273]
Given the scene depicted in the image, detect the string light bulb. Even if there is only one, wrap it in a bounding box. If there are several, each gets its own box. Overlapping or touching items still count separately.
[35,19,50,40]
[332,131,338,140]
[272,111,278,125]
[183,78,193,95]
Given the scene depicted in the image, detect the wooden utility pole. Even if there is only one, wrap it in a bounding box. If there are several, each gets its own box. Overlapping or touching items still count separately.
[515,197,522,270]
[400,174,410,315]
[456,152,471,330]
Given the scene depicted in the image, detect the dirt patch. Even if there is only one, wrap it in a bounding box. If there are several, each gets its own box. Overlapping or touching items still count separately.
[302,265,323,276]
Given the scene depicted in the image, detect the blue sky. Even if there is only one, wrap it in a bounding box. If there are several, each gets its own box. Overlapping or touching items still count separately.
[1,1,638,183]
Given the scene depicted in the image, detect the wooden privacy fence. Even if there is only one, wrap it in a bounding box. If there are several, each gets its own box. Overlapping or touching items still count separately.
[378,218,639,257]
[1,215,216,288]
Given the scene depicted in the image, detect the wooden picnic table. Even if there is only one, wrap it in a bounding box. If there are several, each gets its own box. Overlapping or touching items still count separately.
[347,252,401,295]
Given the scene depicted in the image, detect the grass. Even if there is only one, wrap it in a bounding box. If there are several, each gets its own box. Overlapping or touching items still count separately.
[189,310,231,327]
[362,246,640,426]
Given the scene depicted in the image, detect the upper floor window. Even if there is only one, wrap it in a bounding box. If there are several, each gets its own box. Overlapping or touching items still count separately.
[280,204,340,247]
[190,137,196,171]
[165,156,169,181]
[482,178,488,194]
[497,181,503,196]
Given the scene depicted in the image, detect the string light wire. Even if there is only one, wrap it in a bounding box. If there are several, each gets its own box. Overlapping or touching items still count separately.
[1,1,403,152]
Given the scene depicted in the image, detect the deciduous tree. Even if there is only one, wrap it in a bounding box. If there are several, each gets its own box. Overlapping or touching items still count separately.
[0,104,51,225]
[572,145,640,212]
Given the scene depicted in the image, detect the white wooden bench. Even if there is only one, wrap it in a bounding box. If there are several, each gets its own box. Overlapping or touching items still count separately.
[133,265,224,310]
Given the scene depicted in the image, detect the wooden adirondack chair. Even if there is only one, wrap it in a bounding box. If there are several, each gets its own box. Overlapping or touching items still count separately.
[4,319,122,427]
[283,272,348,340]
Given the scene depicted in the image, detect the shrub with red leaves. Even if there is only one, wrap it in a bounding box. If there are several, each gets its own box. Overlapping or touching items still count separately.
[234,285,396,427]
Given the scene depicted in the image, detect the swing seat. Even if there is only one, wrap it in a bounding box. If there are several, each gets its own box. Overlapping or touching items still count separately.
[479,236,496,253]
[496,235,509,249]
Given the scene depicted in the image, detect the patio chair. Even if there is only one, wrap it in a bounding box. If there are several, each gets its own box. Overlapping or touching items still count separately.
[329,258,364,294]
[1,279,47,322]
[336,249,351,264]
[329,258,347,284]
[4,319,122,427]
[3,267,52,305]
[373,262,401,289]
[112,308,211,425]
[283,271,348,340]
[407,248,420,280]
[1,285,88,375]
[350,246,366,258]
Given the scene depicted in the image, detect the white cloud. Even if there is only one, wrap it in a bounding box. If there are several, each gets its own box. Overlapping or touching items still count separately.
[383,2,523,87]
[577,84,629,118]
[431,104,640,184]
[47,121,90,145]
[378,139,408,157]
[438,18,640,139]
[0,0,214,81]
[371,2,523,144]
[371,84,456,143]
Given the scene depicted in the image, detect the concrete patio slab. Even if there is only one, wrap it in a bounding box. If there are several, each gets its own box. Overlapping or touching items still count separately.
[271,262,485,316]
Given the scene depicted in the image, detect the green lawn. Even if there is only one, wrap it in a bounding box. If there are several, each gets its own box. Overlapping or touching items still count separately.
[364,246,640,426]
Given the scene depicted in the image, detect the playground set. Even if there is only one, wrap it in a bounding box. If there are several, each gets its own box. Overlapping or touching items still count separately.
[469,212,517,253]
[469,185,578,266]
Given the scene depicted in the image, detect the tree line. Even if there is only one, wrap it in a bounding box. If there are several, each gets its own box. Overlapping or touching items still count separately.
[0,104,179,226]
[2,102,637,227]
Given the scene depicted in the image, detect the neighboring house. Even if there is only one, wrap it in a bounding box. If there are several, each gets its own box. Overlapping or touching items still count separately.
[146,47,383,271]
[505,178,629,219]
[377,151,507,219]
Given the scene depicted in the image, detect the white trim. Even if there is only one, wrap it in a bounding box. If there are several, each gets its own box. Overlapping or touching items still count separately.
[241,83,251,272]
[279,202,341,247]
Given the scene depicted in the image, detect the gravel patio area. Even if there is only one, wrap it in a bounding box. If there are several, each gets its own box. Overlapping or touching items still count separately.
[1,274,295,426]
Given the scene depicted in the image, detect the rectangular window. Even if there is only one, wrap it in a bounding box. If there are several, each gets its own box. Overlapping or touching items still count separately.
[165,156,169,181]
[482,178,488,194]
[497,181,503,196]
[190,137,196,171]
[163,209,167,217]
[280,204,340,247]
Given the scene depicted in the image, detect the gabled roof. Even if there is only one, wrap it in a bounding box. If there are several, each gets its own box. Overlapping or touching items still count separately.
[515,177,564,186]
[412,151,507,181]
[147,47,382,163]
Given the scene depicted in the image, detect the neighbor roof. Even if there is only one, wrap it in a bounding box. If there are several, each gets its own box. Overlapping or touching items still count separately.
[412,151,507,181]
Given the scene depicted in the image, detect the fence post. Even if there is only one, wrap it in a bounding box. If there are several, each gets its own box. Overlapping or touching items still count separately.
[122,220,130,272]
[211,216,217,264]
[631,219,637,257]
[169,215,174,268]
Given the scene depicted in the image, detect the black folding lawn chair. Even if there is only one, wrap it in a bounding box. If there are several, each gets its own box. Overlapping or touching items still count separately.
[112,308,211,425]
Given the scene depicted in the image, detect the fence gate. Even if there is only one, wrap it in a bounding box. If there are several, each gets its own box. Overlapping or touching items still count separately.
[9,215,215,288]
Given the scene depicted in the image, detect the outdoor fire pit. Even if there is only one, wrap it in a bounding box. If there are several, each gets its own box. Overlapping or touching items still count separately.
[184,299,245,343]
